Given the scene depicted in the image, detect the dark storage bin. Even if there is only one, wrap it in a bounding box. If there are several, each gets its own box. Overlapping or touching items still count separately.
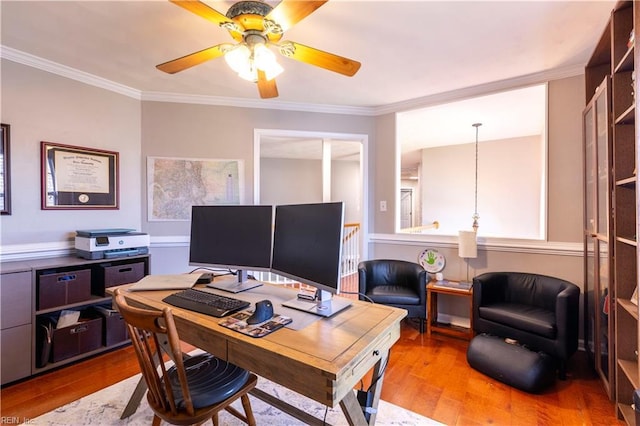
[92,303,129,346]
[52,317,102,362]
[93,262,145,296]
[38,310,103,364]
[38,269,91,310]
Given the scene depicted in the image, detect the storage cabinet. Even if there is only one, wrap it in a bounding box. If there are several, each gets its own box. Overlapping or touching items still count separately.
[0,254,149,385]
[1,269,33,385]
[586,1,640,423]
[583,77,614,398]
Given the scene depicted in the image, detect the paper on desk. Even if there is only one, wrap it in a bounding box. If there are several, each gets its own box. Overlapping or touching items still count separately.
[57,310,81,328]
[128,274,198,291]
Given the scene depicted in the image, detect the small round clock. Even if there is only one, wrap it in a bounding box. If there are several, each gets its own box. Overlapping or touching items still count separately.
[418,249,446,273]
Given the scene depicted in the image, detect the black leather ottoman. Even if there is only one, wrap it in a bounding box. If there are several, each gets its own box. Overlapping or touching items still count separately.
[467,333,555,393]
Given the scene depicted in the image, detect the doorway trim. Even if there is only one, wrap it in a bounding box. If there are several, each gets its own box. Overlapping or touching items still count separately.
[254,128,369,260]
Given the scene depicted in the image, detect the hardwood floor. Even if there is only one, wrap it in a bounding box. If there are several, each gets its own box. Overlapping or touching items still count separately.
[385,321,622,426]
[0,319,621,425]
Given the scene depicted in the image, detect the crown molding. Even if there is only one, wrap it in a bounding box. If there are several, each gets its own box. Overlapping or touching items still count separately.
[1,45,584,117]
[141,91,375,115]
[1,45,142,100]
[372,64,585,116]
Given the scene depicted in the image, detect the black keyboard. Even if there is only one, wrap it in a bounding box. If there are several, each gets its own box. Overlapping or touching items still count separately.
[163,288,250,318]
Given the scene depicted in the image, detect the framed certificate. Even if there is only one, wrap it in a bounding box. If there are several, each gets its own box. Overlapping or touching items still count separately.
[41,141,119,209]
[1,124,11,215]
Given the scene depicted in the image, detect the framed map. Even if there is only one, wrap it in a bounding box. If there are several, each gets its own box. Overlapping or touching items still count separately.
[147,156,244,221]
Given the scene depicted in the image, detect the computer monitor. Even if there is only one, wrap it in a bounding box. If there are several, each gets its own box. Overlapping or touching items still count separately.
[271,202,351,317]
[189,205,273,292]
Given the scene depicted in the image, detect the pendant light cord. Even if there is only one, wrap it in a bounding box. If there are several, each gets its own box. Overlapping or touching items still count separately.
[472,123,481,232]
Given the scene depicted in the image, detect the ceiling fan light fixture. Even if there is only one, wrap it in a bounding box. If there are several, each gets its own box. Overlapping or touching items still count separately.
[254,44,284,80]
[225,41,283,82]
[262,60,284,81]
[237,66,258,82]
[224,44,251,74]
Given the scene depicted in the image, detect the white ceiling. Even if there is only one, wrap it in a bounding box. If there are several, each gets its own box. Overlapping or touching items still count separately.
[0,1,616,161]
[398,83,547,172]
[1,0,615,108]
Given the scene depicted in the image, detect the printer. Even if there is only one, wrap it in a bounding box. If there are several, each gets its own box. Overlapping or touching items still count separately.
[75,229,150,260]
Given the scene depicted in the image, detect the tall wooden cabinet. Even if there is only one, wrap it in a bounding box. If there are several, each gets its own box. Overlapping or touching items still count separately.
[586,1,640,423]
[583,76,614,398]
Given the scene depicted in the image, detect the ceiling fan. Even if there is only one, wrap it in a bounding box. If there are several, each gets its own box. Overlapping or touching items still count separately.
[157,0,361,99]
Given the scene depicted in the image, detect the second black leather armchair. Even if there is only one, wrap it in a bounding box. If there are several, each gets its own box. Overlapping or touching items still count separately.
[472,271,580,378]
[358,259,427,333]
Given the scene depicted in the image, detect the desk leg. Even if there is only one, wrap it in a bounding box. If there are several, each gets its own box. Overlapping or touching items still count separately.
[251,351,389,426]
[340,351,388,426]
[120,378,147,419]
[249,388,328,426]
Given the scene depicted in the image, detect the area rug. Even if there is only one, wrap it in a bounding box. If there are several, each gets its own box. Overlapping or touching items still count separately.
[32,373,441,425]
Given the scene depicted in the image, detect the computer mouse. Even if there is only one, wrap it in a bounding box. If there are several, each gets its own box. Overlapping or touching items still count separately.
[246,299,274,324]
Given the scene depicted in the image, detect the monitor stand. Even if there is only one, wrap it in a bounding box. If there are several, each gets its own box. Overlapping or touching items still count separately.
[282,289,352,318]
[206,270,263,293]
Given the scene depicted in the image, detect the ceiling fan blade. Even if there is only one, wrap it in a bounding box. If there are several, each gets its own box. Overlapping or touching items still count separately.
[169,0,228,25]
[280,42,361,77]
[266,0,327,33]
[257,70,278,98]
[169,0,243,35]
[157,44,227,74]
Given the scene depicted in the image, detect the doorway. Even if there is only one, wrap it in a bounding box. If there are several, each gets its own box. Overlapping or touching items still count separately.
[254,128,369,262]
[400,188,413,229]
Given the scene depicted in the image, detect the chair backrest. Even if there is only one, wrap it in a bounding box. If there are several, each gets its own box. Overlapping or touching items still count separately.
[358,259,426,288]
[113,288,196,417]
[474,272,578,311]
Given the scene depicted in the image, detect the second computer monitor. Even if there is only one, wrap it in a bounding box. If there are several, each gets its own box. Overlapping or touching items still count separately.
[271,202,350,316]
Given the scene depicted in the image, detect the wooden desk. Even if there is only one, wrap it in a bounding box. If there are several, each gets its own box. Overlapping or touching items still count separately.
[114,284,406,426]
[427,281,474,340]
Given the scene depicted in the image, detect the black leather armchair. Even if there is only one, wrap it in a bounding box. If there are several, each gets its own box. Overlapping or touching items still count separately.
[358,259,427,333]
[472,272,580,378]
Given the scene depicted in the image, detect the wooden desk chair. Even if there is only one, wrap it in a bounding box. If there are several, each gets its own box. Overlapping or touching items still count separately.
[113,288,257,426]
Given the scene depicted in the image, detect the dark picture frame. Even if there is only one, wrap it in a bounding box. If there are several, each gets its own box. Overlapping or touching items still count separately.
[41,141,119,209]
[1,124,11,215]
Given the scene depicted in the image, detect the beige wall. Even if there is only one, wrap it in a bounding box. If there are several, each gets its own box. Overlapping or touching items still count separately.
[0,59,586,330]
[0,60,142,245]
[260,158,323,204]
[140,101,374,238]
[547,76,585,242]
[421,135,543,238]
